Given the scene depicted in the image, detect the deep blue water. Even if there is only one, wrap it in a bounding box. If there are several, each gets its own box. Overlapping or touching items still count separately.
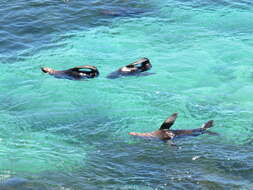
[0,0,253,189]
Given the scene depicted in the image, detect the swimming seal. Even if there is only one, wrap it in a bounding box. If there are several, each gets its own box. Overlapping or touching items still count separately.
[41,65,99,80]
[129,113,215,142]
[107,58,152,79]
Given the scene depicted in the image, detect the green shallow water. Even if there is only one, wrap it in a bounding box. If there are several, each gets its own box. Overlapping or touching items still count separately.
[1,0,253,189]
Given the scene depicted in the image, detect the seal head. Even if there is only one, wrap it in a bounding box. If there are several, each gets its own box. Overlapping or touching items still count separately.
[41,67,55,74]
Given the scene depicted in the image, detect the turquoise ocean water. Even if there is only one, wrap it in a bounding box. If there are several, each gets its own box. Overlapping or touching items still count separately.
[0,0,253,189]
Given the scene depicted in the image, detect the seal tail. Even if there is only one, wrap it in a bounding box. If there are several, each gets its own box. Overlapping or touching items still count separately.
[201,120,214,130]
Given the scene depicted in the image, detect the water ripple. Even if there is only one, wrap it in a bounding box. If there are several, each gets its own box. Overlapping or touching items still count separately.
[1,0,253,189]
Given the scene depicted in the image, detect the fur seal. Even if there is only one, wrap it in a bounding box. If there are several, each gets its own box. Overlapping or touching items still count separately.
[41,65,99,80]
[129,113,215,142]
[107,58,152,79]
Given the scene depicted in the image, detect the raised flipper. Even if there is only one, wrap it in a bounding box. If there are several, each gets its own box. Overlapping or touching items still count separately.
[131,57,149,65]
[159,113,178,130]
[68,65,99,78]
[69,65,98,72]
[121,64,138,72]
[122,58,150,72]
[132,58,151,71]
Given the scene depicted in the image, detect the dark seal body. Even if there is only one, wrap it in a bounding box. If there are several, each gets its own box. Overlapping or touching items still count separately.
[107,58,152,79]
[41,65,99,80]
[129,113,215,142]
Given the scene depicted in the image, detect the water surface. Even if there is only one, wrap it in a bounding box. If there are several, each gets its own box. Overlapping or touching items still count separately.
[0,0,253,189]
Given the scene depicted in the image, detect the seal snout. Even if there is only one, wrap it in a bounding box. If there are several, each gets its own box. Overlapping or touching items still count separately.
[41,67,47,73]
[41,67,52,73]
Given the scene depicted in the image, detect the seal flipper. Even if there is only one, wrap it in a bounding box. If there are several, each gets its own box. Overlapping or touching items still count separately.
[201,120,214,129]
[69,65,98,72]
[132,58,151,72]
[159,113,178,130]
[200,120,218,135]
[68,65,99,78]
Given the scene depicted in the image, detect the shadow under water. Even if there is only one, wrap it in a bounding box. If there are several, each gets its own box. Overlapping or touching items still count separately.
[1,140,253,190]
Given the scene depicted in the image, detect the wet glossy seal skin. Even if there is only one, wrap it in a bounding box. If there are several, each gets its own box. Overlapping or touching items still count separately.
[41,65,99,80]
[129,113,215,142]
[107,58,152,79]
